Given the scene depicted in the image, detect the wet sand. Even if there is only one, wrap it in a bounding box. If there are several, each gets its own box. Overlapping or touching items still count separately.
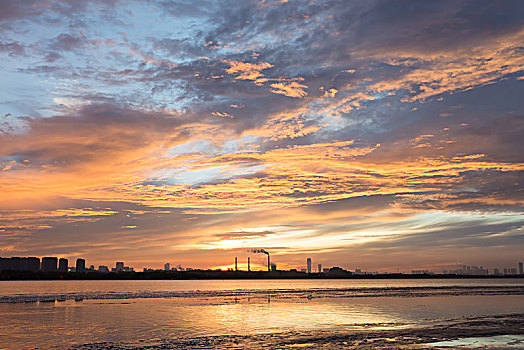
[70,314,524,349]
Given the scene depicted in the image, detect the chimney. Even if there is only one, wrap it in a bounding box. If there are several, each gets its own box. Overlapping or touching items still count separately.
[235,257,238,271]
[248,257,250,272]
[267,254,270,272]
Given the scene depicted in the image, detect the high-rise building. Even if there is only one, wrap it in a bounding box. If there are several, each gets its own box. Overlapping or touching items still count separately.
[58,258,68,272]
[519,262,523,275]
[0,257,40,272]
[98,265,109,273]
[318,264,322,273]
[10,257,22,271]
[41,257,58,272]
[26,257,40,272]
[115,261,124,272]
[307,258,312,274]
[164,263,170,271]
[76,258,86,273]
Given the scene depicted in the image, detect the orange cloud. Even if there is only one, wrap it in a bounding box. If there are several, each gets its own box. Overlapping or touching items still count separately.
[211,111,234,118]
[270,81,308,98]
[223,60,273,81]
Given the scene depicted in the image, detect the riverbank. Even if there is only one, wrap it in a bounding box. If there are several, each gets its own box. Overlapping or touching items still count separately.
[2,269,523,281]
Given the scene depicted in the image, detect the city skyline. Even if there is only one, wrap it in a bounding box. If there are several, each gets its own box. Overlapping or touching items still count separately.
[1,254,523,275]
[0,0,523,271]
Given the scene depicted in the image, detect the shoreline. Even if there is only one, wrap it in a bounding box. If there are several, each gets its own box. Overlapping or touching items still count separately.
[1,270,524,281]
[2,285,523,303]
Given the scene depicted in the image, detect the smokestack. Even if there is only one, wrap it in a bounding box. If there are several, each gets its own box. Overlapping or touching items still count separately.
[235,257,238,271]
[248,249,270,272]
[248,257,250,272]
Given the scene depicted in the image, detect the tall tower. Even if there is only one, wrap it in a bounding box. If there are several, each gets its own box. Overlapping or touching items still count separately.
[41,257,58,272]
[235,257,238,271]
[76,258,86,273]
[164,263,170,271]
[307,258,312,274]
[318,263,322,273]
[248,257,250,272]
[58,258,68,273]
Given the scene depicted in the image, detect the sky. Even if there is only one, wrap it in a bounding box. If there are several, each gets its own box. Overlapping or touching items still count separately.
[0,0,523,272]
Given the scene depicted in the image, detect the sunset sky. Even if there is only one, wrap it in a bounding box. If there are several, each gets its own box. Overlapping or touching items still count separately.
[0,0,523,272]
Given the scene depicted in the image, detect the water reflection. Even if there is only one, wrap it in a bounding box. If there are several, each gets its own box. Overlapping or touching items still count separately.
[1,278,523,296]
[1,294,523,349]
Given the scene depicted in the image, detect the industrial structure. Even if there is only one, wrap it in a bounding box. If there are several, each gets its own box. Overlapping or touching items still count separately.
[249,249,270,271]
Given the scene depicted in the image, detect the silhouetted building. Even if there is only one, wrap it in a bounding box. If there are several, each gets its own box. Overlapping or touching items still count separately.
[307,258,312,274]
[519,262,523,275]
[271,263,277,271]
[326,266,350,276]
[0,257,40,272]
[510,268,517,275]
[76,258,86,273]
[235,257,238,271]
[41,257,58,272]
[26,257,40,272]
[164,263,170,271]
[115,261,124,272]
[318,264,322,273]
[446,265,488,275]
[98,265,109,273]
[10,257,22,271]
[58,258,68,273]
[494,268,501,276]
[7,257,24,271]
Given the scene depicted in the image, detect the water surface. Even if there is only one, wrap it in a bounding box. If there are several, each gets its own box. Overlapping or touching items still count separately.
[1,279,523,349]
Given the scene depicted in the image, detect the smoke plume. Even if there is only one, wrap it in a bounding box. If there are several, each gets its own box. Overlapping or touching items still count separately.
[249,249,269,255]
